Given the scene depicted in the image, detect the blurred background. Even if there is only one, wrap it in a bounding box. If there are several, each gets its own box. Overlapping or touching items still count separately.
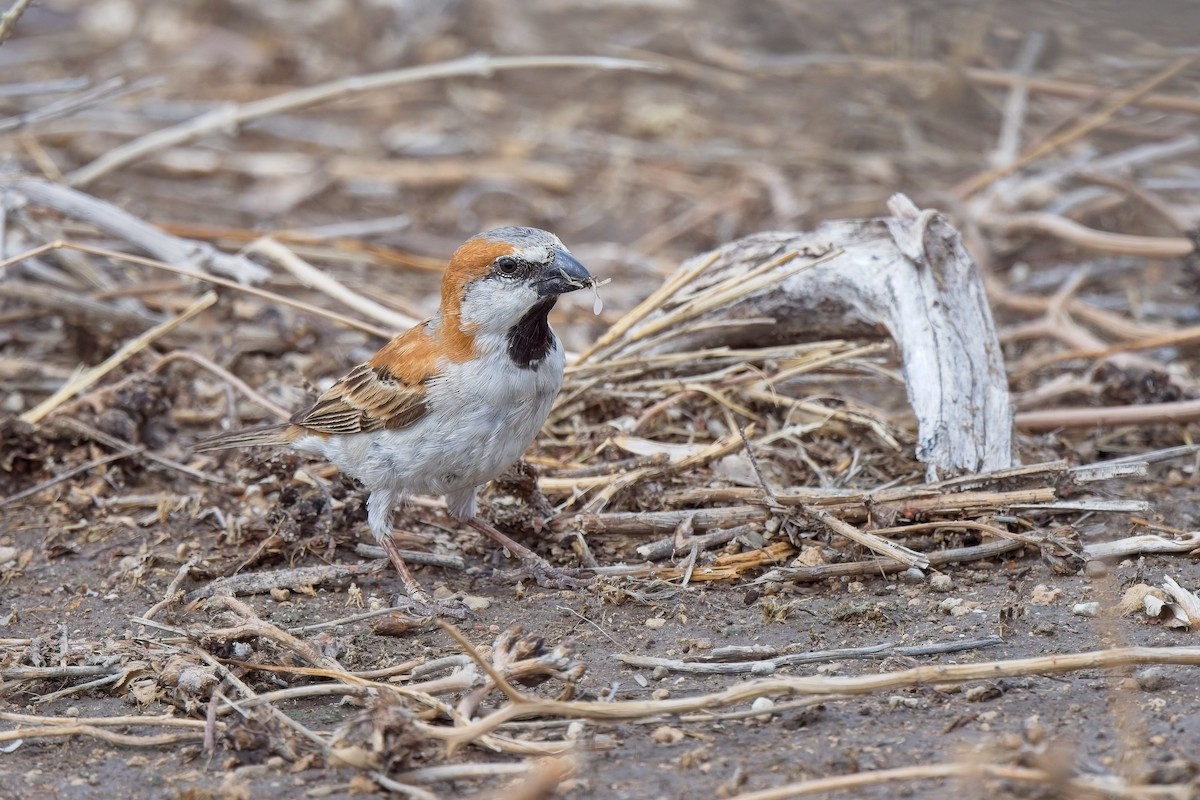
[4,0,1197,354]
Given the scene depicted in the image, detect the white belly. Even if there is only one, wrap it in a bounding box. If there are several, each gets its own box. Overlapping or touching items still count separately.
[293,341,564,510]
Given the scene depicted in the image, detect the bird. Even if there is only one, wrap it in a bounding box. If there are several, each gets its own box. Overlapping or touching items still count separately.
[194,226,595,615]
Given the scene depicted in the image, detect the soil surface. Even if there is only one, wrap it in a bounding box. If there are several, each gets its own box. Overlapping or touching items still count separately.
[3,1,1200,799]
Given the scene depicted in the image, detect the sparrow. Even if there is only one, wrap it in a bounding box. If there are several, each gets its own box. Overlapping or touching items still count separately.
[194,226,594,615]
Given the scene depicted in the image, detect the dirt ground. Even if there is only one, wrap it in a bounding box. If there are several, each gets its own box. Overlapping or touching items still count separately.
[3,1,1200,798]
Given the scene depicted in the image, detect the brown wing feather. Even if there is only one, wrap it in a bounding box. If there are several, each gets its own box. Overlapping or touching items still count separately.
[291,362,430,435]
[290,321,447,436]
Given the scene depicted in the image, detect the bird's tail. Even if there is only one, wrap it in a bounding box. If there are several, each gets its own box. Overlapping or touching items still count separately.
[192,424,292,452]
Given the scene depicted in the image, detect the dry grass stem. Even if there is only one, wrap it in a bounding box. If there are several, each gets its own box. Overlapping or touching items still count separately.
[440,645,1200,747]
[0,449,137,508]
[247,237,419,331]
[617,636,1003,674]
[986,212,1193,258]
[186,562,392,602]
[1017,399,1200,432]
[203,595,346,671]
[797,505,929,568]
[954,53,1200,197]
[0,0,34,45]
[20,291,217,424]
[724,762,1180,800]
[67,55,665,187]
[0,725,204,747]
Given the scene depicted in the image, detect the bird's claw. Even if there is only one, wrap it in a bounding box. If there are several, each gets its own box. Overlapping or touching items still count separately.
[394,590,470,620]
[521,557,593,589]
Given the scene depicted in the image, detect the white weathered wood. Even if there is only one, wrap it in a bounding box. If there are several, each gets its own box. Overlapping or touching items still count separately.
[621,194,1014,478]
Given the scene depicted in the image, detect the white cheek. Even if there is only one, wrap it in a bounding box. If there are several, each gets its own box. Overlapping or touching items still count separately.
[460,280,539,334]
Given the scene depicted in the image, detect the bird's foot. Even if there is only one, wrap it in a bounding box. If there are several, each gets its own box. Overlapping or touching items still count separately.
[378,534,470,618]
[464,516,592,589]
[393,589,470,620]
[508,556,593,590]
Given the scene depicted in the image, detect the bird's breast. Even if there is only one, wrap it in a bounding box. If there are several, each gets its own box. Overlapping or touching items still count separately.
[309,341,566,497]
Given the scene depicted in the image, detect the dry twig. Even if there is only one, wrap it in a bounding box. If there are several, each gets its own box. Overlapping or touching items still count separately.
[0,0,34,45]
[67,55,665,187]
[21,291,217,424]
[440,645,1200,748]
[954,54,1199,197]
[725,762,1180,800]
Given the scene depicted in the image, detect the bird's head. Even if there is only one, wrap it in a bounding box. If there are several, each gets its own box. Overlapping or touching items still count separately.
[439,227,592,343]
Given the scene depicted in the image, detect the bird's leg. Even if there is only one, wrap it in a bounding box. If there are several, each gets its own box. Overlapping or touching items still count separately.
[375,535,429,605]
[465,516,592,589]
[368,489,467,618]
[376,533,470,619]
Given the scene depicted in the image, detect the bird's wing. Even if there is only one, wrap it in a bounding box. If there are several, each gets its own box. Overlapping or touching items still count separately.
[291,327,439,435]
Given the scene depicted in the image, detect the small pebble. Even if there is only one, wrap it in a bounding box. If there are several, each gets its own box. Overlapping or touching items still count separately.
[929,574,953,593]
[645,617,667,629]
[938,597,963,614]
[651,688,670,700]
[1072,602,1100,617]
[888,695,921,709]
[741,530,766,549]
[1083,560,1108,579]
[270,587,290,603]
[998,732,1023,750]
[1029,584,1062,605]
[964,683,1002,702]
[649,724,684,744]
[750,697,775,719]
[847,581,866,594]
[1135,667,1168,692]
[651,666,669,680]
[902,567,925,584]
[462,595,491,611]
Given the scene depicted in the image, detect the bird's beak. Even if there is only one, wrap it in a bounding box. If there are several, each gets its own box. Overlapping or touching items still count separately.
[536,249,592,297]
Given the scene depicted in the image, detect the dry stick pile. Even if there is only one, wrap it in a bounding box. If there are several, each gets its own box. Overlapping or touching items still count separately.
[3,50,1200,800]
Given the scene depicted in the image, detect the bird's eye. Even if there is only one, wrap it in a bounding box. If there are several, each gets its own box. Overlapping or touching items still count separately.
[494,256,520,276]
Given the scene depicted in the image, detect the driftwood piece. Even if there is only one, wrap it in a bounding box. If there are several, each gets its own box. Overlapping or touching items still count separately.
[618,195,1013,479]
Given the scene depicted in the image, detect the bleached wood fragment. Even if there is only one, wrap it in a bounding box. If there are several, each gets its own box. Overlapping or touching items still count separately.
[620,195,1013,478]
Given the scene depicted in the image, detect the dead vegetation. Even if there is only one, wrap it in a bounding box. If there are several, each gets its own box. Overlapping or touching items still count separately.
[3,1,1200,798]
